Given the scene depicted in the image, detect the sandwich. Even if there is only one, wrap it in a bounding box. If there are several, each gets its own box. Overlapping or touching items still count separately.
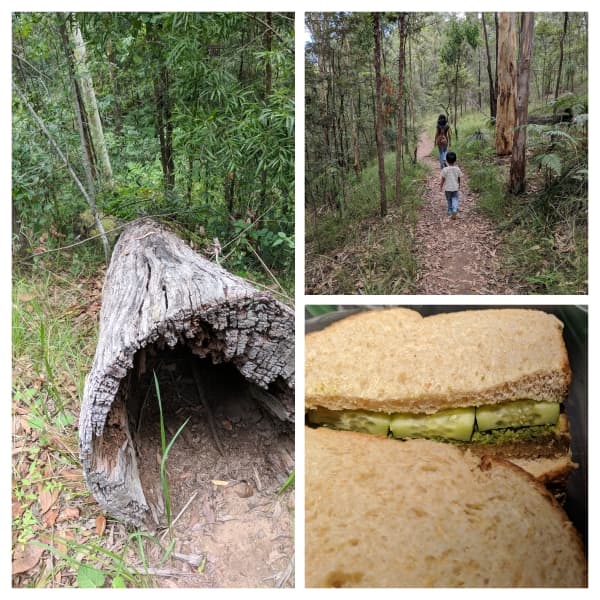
[305,427,587,587]
[305,308,576,484]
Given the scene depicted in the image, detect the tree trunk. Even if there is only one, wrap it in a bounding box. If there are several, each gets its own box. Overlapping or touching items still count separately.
[372,13,387,218]
[70,19,114,188]
[494,13,499,104]
[482,13,497,119]
[509,13,535,195]
[350,95,361,177]
[453,60,460,141]
[79,219,294,526]
[59,18,96,195]
[106,38,123,136]
[555,13,569,100]
[495,13,517,155]
[149,24,175,193]
[395,14,408,206]
[259,12,273,217]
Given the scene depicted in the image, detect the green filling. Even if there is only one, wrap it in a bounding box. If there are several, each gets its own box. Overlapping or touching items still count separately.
[476,400,559,431]
[307,407,391,435]
[390,407,475,442]
[307,400,560,442]
[471,424,558,444]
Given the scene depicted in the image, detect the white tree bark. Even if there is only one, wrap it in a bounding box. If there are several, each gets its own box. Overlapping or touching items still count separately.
[71,21,114,187]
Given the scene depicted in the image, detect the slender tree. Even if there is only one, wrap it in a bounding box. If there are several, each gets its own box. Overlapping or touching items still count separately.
[481,13,497,119]
[395,14,408,205]
[70,17,114,187]
[495,13,516,155]
[509,13,535,194]
[372,13,387,217]
[555,12,569,100]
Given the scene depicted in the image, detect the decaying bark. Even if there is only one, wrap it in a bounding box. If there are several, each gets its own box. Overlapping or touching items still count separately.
[79,219,294,525]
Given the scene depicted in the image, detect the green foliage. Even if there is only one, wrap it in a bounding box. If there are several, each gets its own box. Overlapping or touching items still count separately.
[277,470,295,494]
[12,12,294,291]
[306,150,427,293]
[454,112,587,294]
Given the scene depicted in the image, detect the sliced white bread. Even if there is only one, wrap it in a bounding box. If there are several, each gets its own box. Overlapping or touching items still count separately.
[305,308,571,414]
[305,427,586,588]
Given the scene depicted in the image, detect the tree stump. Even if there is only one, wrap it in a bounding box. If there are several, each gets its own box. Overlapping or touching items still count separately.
[79,219,294,526]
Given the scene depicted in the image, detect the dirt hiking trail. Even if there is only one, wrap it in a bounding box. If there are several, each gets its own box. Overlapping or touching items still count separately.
[414,132,514,294]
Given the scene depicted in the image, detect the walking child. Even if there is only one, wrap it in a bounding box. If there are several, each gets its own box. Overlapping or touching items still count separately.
[440,151,462,219]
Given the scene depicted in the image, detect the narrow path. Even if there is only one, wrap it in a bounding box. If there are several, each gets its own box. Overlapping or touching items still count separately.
[414,132,514,294]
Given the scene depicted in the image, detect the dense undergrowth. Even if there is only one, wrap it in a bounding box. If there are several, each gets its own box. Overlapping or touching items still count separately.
[305,153,428,294]
[451,102,587,294]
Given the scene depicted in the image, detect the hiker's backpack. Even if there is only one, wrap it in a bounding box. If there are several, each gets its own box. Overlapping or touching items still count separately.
[437,126,448,147]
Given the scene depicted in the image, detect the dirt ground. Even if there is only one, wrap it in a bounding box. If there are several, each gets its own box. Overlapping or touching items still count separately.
[414,133,515,294]
[130,350,295,588]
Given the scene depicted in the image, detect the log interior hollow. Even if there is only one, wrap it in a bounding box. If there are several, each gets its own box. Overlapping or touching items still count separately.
[79,219,294,526]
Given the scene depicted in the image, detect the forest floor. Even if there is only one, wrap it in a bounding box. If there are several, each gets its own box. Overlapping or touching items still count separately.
[413,132,515,294]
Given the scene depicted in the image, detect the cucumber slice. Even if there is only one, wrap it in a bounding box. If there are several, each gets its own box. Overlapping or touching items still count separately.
[390,407,475,442]
[307,407,391,435]
[476,400,560,432]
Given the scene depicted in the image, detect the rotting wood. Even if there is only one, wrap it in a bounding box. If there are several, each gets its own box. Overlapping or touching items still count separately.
[79,218,294,526]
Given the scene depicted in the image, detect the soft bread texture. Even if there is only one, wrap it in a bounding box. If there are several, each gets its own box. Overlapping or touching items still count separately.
[305,308,571,413]
[305,427,586,588]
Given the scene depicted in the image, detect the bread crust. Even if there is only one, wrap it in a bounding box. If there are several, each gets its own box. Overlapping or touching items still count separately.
[305,427,587,588]
[306,308,572,413]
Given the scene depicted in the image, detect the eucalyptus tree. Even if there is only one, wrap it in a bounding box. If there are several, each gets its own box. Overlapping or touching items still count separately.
[372,12,387,217]
[509,13,535,194]
[495,13,516,155]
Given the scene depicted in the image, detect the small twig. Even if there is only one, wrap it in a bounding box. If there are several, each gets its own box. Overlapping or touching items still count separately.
[246,14,292,48]
[159,489,200,542]
[133,567,200,577]
[190,360,225,457]
[245,241,286,297]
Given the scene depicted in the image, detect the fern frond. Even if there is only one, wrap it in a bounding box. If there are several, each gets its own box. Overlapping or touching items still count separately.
[534,153,562,177]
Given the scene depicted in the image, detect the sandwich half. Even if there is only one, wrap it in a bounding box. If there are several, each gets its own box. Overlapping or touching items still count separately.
[305,427,587,587]
[305,308,575,484]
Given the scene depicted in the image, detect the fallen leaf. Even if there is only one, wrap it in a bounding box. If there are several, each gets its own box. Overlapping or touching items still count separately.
[12,501,24,519]
[95,515,106,536]
[43,509,58,528]
[57,507,80,522]
[12,543,44,575]
[38,486,60,514]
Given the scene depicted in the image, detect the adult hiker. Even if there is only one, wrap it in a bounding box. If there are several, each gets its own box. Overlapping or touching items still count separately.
[434,114,451,169]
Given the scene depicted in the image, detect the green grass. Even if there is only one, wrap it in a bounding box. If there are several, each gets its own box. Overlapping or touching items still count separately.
[12,259,158,588]
[154,372,189,534]
[306,152,427,293]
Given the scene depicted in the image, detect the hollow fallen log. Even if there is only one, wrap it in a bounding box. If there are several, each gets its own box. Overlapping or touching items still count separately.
[79,218,294,526]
